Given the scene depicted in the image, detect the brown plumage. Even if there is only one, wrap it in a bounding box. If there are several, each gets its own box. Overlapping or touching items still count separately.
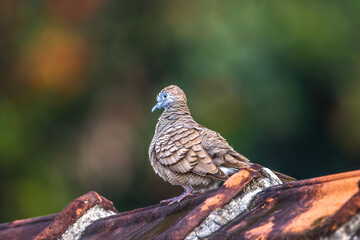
[149,85,295,204]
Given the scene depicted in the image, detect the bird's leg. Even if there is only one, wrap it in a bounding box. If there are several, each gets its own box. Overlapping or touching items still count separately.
[160,187,194,205]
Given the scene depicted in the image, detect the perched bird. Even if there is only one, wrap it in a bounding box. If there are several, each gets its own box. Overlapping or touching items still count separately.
[149,85,295,205]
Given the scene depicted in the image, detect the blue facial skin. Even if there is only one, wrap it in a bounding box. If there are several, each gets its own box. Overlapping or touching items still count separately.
[152,92,170,112]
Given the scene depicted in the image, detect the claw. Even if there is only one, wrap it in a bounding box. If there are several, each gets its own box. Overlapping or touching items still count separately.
[160,187,194,205]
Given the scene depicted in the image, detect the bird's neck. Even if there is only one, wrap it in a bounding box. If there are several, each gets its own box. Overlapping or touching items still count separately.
[156,103,192,133]
[162,102,191,119]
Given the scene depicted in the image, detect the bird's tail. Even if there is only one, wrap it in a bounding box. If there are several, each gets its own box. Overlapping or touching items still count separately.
[220,164,296,183]
[271,170,296,183]
[222,153,296,183]
[247,162,296,183]
[249,162,296,183]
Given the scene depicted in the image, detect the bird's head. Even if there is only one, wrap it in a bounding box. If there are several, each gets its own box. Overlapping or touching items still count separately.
[152,85,187,112]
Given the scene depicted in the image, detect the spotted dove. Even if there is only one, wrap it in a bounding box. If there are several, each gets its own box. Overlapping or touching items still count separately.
[149,85,295,205]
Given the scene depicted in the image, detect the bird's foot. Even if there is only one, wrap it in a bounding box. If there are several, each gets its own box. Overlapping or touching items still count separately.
[160,187,194,205]
[160,195,192,205]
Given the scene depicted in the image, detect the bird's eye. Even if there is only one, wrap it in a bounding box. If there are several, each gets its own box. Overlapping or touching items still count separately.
[163,94,168,98]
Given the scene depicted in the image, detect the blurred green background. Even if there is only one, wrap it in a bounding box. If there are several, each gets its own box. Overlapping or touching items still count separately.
[1,0,360,222]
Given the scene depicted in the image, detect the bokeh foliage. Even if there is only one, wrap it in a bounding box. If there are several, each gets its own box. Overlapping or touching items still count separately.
[0,0,360,222]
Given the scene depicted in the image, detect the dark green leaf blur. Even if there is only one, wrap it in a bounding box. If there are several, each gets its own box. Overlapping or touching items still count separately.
[1,0,360,222]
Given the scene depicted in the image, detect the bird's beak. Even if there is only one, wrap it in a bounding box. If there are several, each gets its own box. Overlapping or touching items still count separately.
[152,102,161,112]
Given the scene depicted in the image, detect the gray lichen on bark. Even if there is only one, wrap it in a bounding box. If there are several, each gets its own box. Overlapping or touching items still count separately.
[59,204,116,240]
[323,212,360,240]
[185,167,282,240]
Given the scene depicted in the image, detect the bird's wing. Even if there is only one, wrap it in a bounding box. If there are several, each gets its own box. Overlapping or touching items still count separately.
[200,127,297,182]
[155,124,227,180]
[200,127,250,169]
